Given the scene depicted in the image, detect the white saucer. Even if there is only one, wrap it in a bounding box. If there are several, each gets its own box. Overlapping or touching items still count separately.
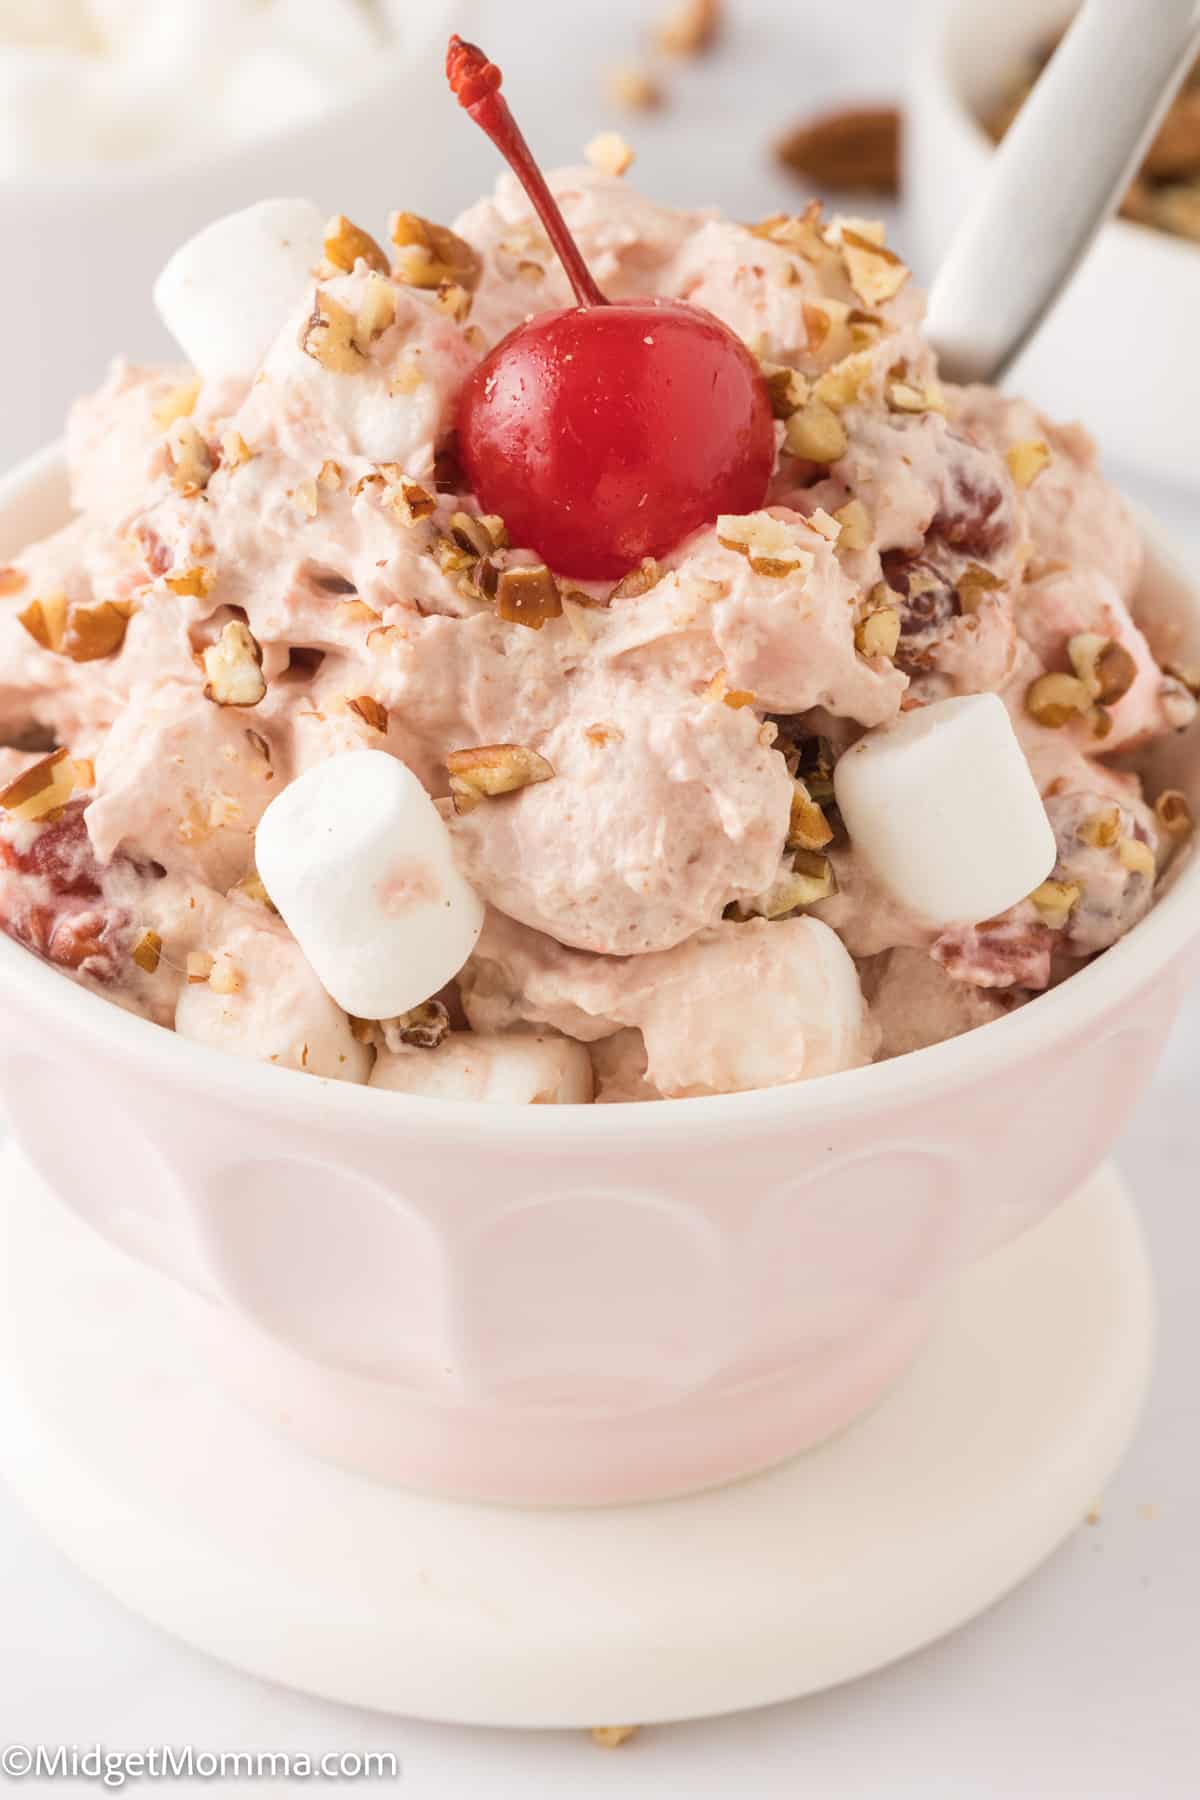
[0,1145,1152,1728]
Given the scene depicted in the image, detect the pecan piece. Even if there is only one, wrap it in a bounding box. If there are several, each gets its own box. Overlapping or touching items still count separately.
[447,744,555,814]
[495,564,563,629]
[202,621,266,708]
[299,290,366,374]
[389,212,482,292]
[323,213,389,274]
[776,105,900,196]
[0,747,75,823]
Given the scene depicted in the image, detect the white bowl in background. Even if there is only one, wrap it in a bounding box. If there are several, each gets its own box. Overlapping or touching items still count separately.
[1,446,1199,1507]
[0,0,472,470]
[907,0,1200,491]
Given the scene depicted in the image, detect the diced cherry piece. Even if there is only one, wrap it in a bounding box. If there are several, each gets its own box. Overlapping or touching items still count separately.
[933,439,1014,561]
[12,803,102,898]
[446,37,774,580]
[0,802,158,984]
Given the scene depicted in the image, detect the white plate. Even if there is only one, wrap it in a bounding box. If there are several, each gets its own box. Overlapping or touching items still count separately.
[0,1146,1152,1727]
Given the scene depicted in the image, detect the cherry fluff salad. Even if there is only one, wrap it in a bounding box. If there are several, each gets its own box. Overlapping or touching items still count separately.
[0,37,1195,1105]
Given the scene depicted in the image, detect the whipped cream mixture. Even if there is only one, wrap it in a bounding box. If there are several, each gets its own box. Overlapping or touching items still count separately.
[0,167,1193,1100]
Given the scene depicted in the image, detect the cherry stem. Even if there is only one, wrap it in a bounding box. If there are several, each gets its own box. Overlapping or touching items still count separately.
[446,35,608,310]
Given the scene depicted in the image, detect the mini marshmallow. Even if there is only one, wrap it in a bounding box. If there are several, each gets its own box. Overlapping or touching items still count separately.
[370,1032,595,1105]
[833,693,1057,928]
[254,750,485,1020]
[153,197,325,380]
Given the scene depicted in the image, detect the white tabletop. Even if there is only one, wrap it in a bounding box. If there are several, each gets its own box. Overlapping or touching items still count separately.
[1,2,1198,1793]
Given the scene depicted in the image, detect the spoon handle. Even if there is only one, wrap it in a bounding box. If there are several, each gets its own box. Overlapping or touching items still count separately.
[925,0,1200,385]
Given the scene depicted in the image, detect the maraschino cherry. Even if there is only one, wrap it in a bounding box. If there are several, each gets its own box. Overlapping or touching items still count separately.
[446,36,775,582]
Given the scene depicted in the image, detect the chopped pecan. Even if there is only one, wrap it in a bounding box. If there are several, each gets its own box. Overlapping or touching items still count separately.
[609,557,662,600]
[382,1000,451,1051]
[585,131,635,176]
[347,695,389,734]
[447,744,555,813]
[655,0,721,55]
[1005,439,1051,488]
[0,747,75,823]
[323,213,389,274]
[131,929,162,973]
[1025,671,1091,728]
[1154,789,1193,838]
[18,591,133,662]
[496,564,563,629]
[783,399,848,462]
[777,105,900,196]
[389,213,482,292]
[299,289,366,373]
[605,65,663,110]
[168,418,214,493]
[839,228,909,306]
[202,621,266,707]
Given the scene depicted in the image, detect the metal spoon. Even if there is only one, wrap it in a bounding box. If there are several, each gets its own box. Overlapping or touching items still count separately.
[926,0,1200,385]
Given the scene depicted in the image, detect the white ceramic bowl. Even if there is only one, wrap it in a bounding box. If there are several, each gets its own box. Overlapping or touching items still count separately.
[0,0,469,471]
[1,446,1199,1507]
[907,0,1200,490]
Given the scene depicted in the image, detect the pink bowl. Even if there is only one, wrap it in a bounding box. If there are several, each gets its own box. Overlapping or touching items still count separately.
[1,446,1198,1505]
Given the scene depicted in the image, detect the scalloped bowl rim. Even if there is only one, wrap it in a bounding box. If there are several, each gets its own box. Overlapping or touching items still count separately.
[1,441,1197,1146]
[916,0,1200,281]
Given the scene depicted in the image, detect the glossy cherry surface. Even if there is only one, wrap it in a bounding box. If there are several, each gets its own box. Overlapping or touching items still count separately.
[458,299,774,580]
[446,36,774,581]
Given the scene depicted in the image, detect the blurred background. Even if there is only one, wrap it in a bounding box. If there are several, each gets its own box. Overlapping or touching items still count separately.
[3,0,1197,507]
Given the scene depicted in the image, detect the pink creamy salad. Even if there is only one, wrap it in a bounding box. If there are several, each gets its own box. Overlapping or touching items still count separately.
[0,168,1194,1101]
